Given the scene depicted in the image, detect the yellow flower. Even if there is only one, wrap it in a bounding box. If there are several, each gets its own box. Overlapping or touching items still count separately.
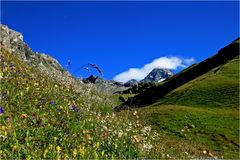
[12,145,17,152]
[79,146,85,157]
[64,154,69,160]
[96,142,100,149]
[56,145,61,153]
[49,144,53,150]
[73,148,78,158]
[1,126,5,130]
[94,151,98,159]
[43,148,48,158]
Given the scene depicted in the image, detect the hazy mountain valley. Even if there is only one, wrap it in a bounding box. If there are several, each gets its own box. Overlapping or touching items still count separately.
[0,24,239,159]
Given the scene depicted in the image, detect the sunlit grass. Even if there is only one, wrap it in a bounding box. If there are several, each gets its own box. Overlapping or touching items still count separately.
[0,49,159,159]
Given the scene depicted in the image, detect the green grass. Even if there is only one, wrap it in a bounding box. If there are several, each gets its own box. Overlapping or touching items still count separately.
[130,55,240,159]
[135,104,239,159]
[0,49,159,159]
[158,56,239,109]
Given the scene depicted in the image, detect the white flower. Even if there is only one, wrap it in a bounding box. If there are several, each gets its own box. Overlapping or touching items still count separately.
[117,130,123,138]
[142,143,153,151]
[141,126,151,135]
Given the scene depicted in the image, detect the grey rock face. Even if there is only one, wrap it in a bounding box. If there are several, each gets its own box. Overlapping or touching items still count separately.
[141,68,173,83]
[83,75,128,94]
[0,24,83,91]
[124,79,139,87]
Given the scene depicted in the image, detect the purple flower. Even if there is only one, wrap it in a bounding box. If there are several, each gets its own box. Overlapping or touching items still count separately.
[9,63,14,67]
[65,129,70,136]
[0,106,4,114]
[69,105,80,112]
[2,92,7,99]
[75,108,80,113]
[50,101,55,105]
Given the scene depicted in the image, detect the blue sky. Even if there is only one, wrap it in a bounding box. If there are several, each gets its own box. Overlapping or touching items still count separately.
[1,1,239,82]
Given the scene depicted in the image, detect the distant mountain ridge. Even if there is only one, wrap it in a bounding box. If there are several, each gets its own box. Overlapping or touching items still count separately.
[115,38,240,111]
[82,68,174,94]
[141,68,173,83]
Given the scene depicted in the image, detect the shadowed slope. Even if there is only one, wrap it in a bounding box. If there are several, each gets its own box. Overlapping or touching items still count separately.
[115,38,239,111]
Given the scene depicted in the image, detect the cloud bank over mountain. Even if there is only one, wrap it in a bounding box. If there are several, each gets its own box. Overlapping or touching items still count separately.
[113,56,195,83]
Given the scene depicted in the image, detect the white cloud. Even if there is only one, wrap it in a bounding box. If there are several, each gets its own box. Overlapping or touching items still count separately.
[113,56,195,83]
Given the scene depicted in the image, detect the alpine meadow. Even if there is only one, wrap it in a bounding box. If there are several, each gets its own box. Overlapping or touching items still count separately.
[0,1,239,159]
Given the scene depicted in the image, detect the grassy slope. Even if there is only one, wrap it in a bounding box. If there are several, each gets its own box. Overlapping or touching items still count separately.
[134,55,239,159]
[115,38,239,110]
[0,48,160,159]
[158,55,239,108]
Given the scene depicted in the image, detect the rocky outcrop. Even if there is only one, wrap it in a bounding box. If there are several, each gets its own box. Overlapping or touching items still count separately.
[83,75,129,94]
[124,79,139,87]
[0,24,83,91]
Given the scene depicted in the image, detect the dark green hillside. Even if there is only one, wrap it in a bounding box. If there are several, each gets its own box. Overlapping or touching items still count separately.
[157,55,239,108]
[115,38,239,110]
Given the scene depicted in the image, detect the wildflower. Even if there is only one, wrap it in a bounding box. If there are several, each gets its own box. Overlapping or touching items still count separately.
[49,144,53,150]
[132,135,141,143]
[2,92,7,99]
[65,129,70,136]
[142,143,153,152]
[86,134,93,141]
[50,101,55,105]
[26,86,30,92]
[70,105,76,111]
[0,73,3,80]
[133,110,138,116]
[79,146,85,157]
[20,114,28,119]
[117,130,123,138]
[9,63,14,67]
[95,142,100,149]
[103,126,108,132]
[43,148,49,158]
[141,126,151,135]
[0,106,4,115]
[73,148,78,157]
[56,145,61,153]
[12,145,17,152]
[64,153,69,159]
